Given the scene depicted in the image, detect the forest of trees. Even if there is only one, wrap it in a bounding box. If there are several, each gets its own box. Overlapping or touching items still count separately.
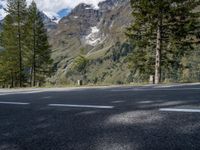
[0,0,52,88]
[127,0,200,84]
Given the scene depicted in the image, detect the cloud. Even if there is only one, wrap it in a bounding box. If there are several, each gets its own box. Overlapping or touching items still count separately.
[27,0,105,14]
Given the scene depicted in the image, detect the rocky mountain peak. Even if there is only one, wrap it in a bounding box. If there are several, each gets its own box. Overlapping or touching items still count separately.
[60,3,102,26]
[98,0,129,11]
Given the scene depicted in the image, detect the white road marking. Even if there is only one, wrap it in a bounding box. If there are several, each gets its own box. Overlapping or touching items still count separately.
[0,102,30,105]
[154,88,200,90]
[48,104,114,109]
[111,88,200,92]
[43,96,51,99]
[159,108,200,113]
[138,101,153,104]
[111,100,125,104]
[0,91,43,96]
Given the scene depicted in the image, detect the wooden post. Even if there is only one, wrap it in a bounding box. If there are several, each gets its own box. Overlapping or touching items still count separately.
[149,75,154,84]
[77,80,83,86]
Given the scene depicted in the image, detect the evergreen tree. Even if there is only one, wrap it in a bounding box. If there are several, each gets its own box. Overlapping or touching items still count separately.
[1,15,19,87]
[127,0,200,84]
[26,1,52,86]
[5,0,27,87]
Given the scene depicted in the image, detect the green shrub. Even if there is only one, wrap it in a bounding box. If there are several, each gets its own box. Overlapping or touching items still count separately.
[72,55,88,73]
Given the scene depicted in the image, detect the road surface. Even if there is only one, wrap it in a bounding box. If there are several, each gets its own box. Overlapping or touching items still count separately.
[0,84,200,150]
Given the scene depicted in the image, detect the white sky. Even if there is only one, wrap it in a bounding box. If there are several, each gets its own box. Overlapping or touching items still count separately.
[28,0,106,11]
[27,0,105,17]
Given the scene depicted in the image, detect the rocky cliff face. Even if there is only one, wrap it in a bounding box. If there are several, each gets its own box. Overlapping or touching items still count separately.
[48,0,133,85]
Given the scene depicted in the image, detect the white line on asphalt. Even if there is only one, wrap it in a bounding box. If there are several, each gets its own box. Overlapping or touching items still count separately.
[159,108,200,113]
[111,88,200,92]
[154,88,200,90]
[48,104,114,109]
[111,100,125,104]
[0,102,30,105]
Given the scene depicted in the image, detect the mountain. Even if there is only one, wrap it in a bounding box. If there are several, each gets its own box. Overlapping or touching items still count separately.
[40,11,58,31]
[48,0,134,85]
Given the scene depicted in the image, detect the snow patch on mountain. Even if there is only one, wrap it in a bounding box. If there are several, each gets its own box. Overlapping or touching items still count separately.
[85,26,102,46]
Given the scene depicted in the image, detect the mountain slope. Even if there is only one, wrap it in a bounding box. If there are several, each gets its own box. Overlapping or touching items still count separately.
[48,0,134,85]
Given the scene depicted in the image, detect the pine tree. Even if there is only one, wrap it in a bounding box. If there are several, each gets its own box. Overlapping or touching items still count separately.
[1,15,19,87]
[6,0,27,87]
[127,0,200,84]
[26,1,52,86]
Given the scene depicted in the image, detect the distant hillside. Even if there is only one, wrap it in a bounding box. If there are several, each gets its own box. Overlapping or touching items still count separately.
[48,0,134,85]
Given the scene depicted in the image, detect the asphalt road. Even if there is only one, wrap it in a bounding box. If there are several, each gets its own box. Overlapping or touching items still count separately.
[0,84,200,150]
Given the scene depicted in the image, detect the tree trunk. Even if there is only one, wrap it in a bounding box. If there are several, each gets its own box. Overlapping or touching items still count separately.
[32,21,36,87]
[30,67,32,87]
[155,18,162,84]
[17,1,22,87]
[11,71,14,88]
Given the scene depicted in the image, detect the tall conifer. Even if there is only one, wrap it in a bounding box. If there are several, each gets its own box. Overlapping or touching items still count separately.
[6,0,27,87]
[26,1,52,86]
[127,0,200,83]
